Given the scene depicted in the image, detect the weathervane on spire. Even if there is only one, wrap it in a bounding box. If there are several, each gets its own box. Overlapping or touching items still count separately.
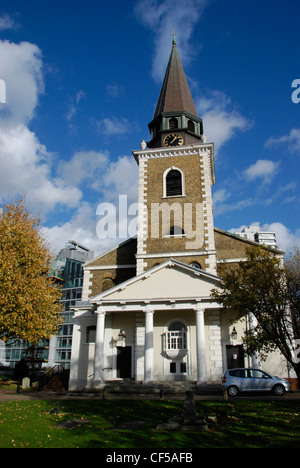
[172,31,176,46]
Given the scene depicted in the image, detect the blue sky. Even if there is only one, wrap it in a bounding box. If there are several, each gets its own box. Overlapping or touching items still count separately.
[0,0,299,256]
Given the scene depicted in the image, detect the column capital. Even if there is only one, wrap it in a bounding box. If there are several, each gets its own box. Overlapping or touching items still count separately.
[144,304,155,315]
[195,302,205,314]
[96,305,106,315]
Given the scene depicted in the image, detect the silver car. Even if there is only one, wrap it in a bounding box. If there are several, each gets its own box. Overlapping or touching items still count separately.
[222,368,291,397]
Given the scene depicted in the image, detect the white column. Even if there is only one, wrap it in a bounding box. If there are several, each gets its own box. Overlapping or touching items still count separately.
[135,312,145,381]
[195,305,207,384]
[144,308,154,384]
[69,316,81,391]
[47,335,57,368]
[93,307,106,387]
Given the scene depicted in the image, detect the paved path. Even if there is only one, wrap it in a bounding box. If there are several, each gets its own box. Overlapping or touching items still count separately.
[0,389,299,401]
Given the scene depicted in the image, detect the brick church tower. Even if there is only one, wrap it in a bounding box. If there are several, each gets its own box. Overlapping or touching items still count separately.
[133,36,217,275]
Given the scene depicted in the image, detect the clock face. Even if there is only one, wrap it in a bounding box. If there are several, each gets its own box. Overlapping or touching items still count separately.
[163,133,184,147]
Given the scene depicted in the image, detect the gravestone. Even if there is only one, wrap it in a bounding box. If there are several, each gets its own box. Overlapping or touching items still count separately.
[182,391,198,421]
[156,391,208,432]
[22,376,30,390]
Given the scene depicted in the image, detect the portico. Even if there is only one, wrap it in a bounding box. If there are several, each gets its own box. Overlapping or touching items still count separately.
[69,259,223,391]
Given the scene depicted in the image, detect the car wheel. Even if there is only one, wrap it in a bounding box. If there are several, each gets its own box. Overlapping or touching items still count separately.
[227,385,239,397]
[273,384,285,396]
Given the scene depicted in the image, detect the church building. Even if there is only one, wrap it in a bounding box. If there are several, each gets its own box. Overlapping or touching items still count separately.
[69,37,287,391]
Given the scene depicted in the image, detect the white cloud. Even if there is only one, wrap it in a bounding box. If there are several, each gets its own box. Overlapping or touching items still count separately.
[212,187,254,216]
[41,202,101,255]
[0,40,89,217]
[231,222,300,253]
[94,117,132,137]
[42,197,136,257]
[43,155,139,254]
[0,40,44,124]
[135,0,209,83]
[0,123,82,212]
[212,188,229,206]
[59,150,108,187]
[106,83,122,98]
[197,90,252,153]
[204,109,250,153]
[0,38,138,252]
[265,222,300,253]
[262,181,298,207]
[0,14,19,31]
[265,128,300,155]
[92,155,139,204]
[65,90,86,123]
[243,159,280,185]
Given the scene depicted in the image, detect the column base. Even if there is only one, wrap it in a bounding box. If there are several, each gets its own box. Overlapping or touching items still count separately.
[92,380,105,389]
[196,381,208,387]
[68,379,79,391]
[143,380,154,386]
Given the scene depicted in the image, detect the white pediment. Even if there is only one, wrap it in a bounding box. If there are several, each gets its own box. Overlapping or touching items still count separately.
[90,259,221,304]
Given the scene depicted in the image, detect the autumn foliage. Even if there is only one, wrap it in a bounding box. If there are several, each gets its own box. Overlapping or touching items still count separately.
[0,200,62,343]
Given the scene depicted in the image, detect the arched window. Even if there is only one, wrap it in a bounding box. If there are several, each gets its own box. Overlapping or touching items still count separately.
[187,120,195,133]
[165,168,183,197]
[167,226,185,237]
[102,277,115,292]
[169,117,178,129]
[190,261,201,270]
[167,322,187,350]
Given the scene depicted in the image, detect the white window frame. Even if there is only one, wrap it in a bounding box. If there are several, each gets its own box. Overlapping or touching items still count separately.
[167,329,187,350]
[162,166,185,198]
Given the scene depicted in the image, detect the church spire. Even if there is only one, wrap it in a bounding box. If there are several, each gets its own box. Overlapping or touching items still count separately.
[153,36,198,120]
[147,37,203,148]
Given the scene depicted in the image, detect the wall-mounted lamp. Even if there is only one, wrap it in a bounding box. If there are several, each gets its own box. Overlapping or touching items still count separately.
[231,327,237,340]
[118,330,126,343]
[110,330,127,348]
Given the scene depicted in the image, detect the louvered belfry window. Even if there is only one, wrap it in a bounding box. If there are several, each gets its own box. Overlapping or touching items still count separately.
[166,169,182,196]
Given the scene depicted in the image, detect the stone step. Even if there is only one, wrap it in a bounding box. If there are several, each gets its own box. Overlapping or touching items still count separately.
[68,381,222,397]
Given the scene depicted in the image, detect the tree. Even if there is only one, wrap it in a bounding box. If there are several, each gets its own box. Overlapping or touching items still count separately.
[0,200,62,344]
[212,246,300,385]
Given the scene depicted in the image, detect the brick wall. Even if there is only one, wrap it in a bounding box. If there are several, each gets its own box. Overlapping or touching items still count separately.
[82,238,137,299]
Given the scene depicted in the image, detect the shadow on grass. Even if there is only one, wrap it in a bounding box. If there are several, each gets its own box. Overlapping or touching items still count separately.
[46,399,300,448]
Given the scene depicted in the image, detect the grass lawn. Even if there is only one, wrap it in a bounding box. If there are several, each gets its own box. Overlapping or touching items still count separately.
[0,398,299,448]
